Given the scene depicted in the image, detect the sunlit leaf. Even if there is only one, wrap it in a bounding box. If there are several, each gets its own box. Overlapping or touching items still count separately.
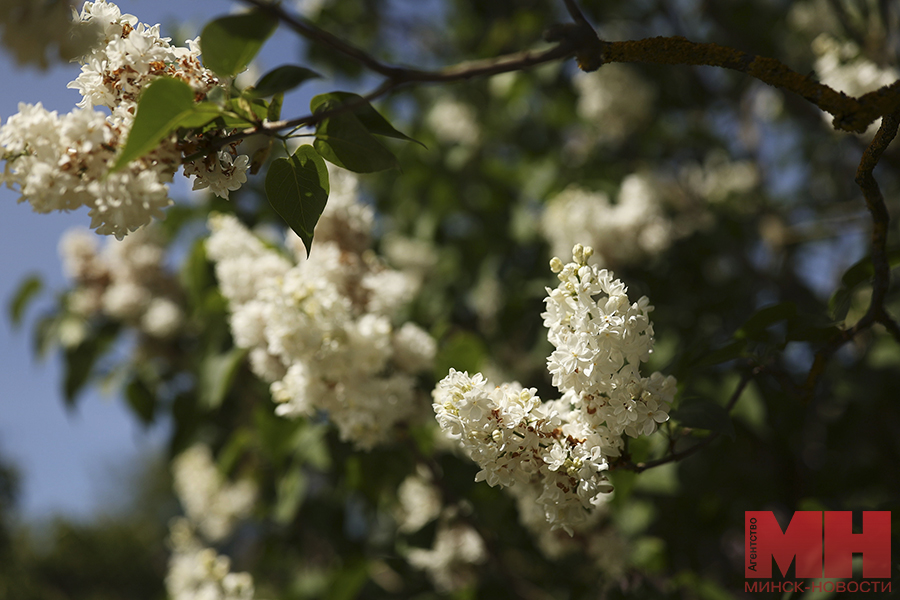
[313,110,399,173]
[125,376,156,425]
[200,11,278,79]
[63,322,120,407]
[110,77,195,173]
[735,302,796,341]
[246,65,320,98]
[311,91,424,146]
[199,347,247,410]
[8,274,43,327]
[265,144,330,253]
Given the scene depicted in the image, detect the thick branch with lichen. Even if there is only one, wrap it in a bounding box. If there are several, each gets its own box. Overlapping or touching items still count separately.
[572,34,900,134]
[234,0,900,406]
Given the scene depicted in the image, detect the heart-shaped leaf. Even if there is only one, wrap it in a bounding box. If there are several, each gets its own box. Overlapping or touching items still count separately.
[200,11,278,79]
[265,145,330,253]
[246,65,321,98]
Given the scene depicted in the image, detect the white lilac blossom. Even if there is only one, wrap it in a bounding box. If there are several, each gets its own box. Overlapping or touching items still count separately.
[183,150,251,201]
[571,64,655,148]
[542,166,754,270]
[171,444,258,543]
[206,171,436,450]
[395,473,442,534]
[166,443,258,600]
[166,518,256,600]
[677,150,760,203]
[0,1,250,238]
[426,97,481,147]
[432,245,677,534]
[406,523,487,593]
[58,226,185,339]
[542,173,673,269]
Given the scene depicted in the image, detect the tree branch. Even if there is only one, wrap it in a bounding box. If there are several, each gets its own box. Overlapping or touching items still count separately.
[241,0,576,84]
[192,42,575,156]
[582,36,900,134]
[802,110,900,398]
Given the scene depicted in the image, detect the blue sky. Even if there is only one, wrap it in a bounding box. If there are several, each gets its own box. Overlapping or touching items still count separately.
[0,0,292,520]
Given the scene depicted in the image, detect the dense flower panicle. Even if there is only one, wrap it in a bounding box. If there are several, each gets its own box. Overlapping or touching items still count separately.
[542,163,757,270]
[432,370,613,533]
[207,173,437,450]
[542,174,673,269]
[406,523,487,593]
[70,1,217,117]
[58,226,185,339]
[1,0,250,238]
[395,473,442,534]
[166,518,256,600]
[172,444,258,543]
[167,443,258,600]
[0,102,175,237]
[426,97,481,147]
[432,245,676,534]
[572,64,655,148]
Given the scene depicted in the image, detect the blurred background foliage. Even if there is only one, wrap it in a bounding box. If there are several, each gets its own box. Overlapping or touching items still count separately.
[3,0,900,598]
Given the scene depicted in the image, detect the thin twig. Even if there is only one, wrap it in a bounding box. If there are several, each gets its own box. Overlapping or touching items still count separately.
[241,0,576,84]
[562,0,591,27]
[189,43,574,157]
[241,0,401,77]
[234,0,900,136]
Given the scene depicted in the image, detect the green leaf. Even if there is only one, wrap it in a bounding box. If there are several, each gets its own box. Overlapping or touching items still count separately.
[253,405,303,466]
[180,238,212,311]
[8,274,43,327]
[109,77,195,172]
[689,339,746,369]
[274,462,307,525]
[199,347,247,410]
[245,65,320,98]
[265,144,330,253]
[314,110,399,173]
[226,97,269,124]
[735,302,796,341]
[311,91,424,146]
[785,312,841,343]
[125,376,156,425]
[267,92,283,122]
[200,11,278,79]
[177,101,225,129]
[63,322,119,406]
[670,400,735,439]
[828,247,900,320]
[434,331,488,379]
[326,560,370,600]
